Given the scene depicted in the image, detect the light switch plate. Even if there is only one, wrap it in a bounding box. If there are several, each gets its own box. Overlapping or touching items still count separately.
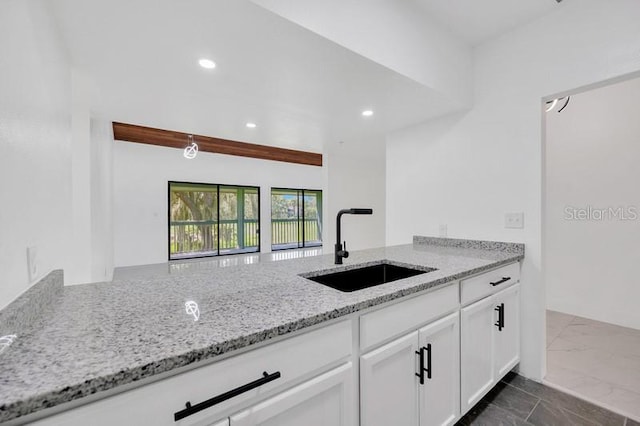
[27,246,38,283]
[505,213,524,229]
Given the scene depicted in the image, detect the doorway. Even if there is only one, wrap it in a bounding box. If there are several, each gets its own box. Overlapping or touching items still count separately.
[543,75,640,421]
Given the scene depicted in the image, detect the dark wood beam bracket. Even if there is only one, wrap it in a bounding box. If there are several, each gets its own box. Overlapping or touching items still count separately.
[112,122,323,167]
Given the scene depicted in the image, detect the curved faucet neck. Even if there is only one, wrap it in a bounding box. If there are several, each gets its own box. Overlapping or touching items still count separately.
[336,209,350,244]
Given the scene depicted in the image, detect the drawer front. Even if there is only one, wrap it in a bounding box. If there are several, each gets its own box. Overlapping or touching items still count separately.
[360,283,458,352]
[230,362,354,426]
[31,320,352,426]
[460,262,520,306]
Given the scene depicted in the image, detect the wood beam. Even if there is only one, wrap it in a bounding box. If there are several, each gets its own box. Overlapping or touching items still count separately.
[112,122,323,167]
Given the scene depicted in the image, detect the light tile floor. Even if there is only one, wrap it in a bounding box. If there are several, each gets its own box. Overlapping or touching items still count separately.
[545,310,640,422]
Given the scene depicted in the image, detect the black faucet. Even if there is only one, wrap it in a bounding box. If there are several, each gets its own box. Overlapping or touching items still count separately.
[335,208,373,264]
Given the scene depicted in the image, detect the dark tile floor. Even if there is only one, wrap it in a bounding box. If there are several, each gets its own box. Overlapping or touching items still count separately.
[456,372,639,426]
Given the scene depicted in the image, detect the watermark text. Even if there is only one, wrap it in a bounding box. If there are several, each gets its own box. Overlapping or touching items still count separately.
[564,205,638,221]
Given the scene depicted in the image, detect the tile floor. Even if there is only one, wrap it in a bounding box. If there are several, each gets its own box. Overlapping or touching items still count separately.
[545,310,640,422]
[456,371,637,425]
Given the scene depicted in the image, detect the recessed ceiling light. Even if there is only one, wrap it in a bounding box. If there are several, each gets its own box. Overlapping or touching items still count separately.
[198,58,216,69]
[362,110,374,117]
[246,122,257,128]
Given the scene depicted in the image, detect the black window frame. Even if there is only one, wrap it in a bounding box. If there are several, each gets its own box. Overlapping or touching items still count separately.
[270,187,323,251]
[168,181,261,261]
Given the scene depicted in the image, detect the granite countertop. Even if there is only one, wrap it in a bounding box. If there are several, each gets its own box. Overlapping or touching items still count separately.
[0,237,524,423]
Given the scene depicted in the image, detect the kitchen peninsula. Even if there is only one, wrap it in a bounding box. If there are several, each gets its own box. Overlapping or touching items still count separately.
[0,237,523,425]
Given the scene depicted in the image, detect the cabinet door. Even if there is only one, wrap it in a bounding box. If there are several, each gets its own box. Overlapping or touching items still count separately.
[494,283,520,379]
[360,331,419,426]
[460,296,495,413]
[230,362,354,426]
[418,312,460,426]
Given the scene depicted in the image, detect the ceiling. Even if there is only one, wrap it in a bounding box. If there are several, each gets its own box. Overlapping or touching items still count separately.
[413,0,561,45]
[50,0,460,153]
[50,0,562,153]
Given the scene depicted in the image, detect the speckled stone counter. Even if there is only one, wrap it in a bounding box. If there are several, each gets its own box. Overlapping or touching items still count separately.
[0,270,63,338]
[0,238,523,423]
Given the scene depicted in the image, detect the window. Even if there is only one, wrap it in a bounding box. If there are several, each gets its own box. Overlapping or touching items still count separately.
[169,182,259,260]
[271,188,322,250]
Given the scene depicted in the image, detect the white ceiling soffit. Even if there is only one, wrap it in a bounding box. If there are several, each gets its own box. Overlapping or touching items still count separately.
[412,0,561,46]
[251,0,473,108]
[49,0,463,153]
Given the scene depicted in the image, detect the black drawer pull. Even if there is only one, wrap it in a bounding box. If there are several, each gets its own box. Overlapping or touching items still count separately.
[174,371,281,421]
[490,277,510,286]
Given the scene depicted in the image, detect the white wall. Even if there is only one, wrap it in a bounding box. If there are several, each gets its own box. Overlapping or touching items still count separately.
[112,142,326,267]
[386,0,640,380]
[64,71,115,286]
[0,0,72,308]
[546,77,640,330]
[89,117,114,282]
[325,141,386,252]
[69,70,93,285]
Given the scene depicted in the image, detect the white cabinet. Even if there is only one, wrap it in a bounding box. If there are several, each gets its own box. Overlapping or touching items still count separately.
[360,312,460,426]
[460,283,521,412]
[361,331,420,426]
[460,295,496,412]
[418,313,460,426]
[460,262,520,305]
[494,283,520,378]
[230,363,354,426]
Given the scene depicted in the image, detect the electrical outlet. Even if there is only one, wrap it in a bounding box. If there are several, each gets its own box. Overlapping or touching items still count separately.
[27,246,38,282]
[505,213,524,229]
[439,224,448,237]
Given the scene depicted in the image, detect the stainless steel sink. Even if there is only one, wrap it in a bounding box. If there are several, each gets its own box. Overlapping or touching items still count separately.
[302,262,436,292]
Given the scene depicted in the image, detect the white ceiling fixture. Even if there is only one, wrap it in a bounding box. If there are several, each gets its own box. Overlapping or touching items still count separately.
[0,334,17,355]
[246,122,257,128]
[198,58,216,69]
[545,98,558,112]
[545,96,570,113]
[184,301,200,321]
[362,110,374,117]
[183,134,198,159]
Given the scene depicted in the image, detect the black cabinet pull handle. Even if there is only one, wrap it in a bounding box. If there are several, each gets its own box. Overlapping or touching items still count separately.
[490,277,511,286]
[425,343,432,380]
[415,347,425,385]
[415,344,432,385]
[174,371,281,421]
[495,303,505,331]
